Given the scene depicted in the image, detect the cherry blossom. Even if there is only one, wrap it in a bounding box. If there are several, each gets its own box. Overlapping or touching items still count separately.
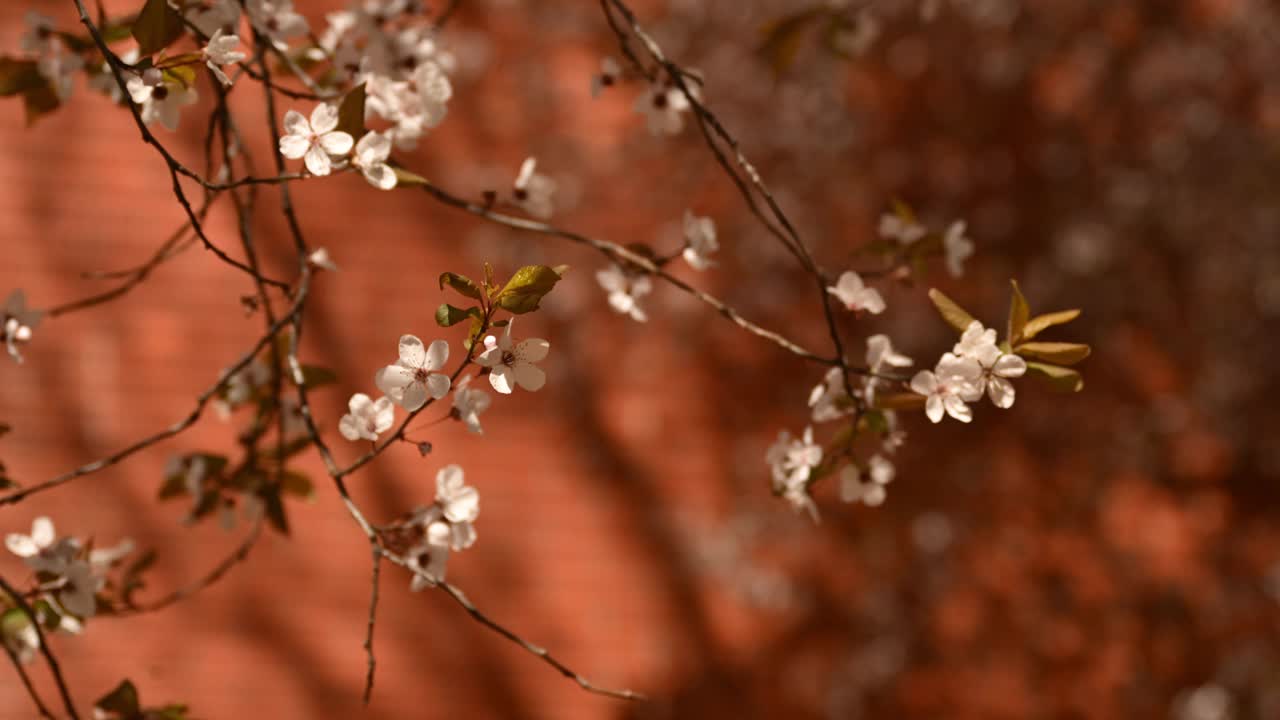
[408,465,479,588]
[512,157,556,219]
[375,335,451,411]
[278,104,354,177]
[839,455,894,506]
[203,29,246,87]
[2,289,41,363]
[682,211,719,270]
[827,271,886,314]
[352,131,397,190]
[808,367,851,423]
[878,212,926,245]
[247,0,309,50]
[126,69,197,132]
[596,264,652,322]
[944,220,975,278]
[634,82,694,136]
[591,56,621,98]
[910,353,982,423]
[952,321,1026,408]
[766,427,823,497]
[476,321,550,394]
[5,517,57,566]
[339,393,395,441]
[55,560,98,618]
[188,0,241,37]
[451,375,491,434]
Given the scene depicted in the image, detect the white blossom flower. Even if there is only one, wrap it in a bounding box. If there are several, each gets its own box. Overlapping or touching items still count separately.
[3,290,41,364]
[278,104,354,177]
[307,247,338,271]
[203,29,246,87]
[476,321,549,394]
[827,271,886,314]
[435,464,479,527]
[839,455,894,506]
[352,131,397,190]
[766,427,823,492]
[246,0,309,49]
[87,49,138,102]
[451,375,490,434]
[682,211,718,270]
[808,367,851,423]
[596,264,652,322]
[88,538,135,573]
[413,60,452,126]
[20,12,55,55]
[590,56,621,98]
[867,334,913,374]
[188,0,241,37]
[512,157,556,219]
[6,517,56,566]
[375,335,451,411]
[879,212,927,245]
[943,220,974,277]
[408,519,451,589]
[339,393,395,441]
[126,68,198,132]
[952,321,1026,408]
[910,353,982,423]
[634,82,694,136]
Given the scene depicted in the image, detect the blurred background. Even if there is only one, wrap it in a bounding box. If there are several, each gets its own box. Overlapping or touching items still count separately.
[3,0,1280,718]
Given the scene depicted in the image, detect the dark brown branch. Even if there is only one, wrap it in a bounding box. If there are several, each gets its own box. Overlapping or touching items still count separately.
[0,576,80,720]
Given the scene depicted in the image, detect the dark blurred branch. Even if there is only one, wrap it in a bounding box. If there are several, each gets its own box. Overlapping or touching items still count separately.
[3,641,55,720]
[117,518,263,615]
[0,576,80,720]
[362,546,382,705]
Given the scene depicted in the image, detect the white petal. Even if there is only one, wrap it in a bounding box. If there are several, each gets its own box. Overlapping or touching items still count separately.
[398,335,426,367]
[348,392,374,416]
[400,382,427,411]
[372,397,395,432]
[513,362,546,391]
[993,353,1027,378]
[910,370,938,396]
[925,394,944,423]
[516,338,549,363]
[443,487,479,524]
[943,395,973,423]
[304,145,332,176]
[362,163,397,190]
[338,414,365,441]
[838,465,862,503]
[375,365,415,394]
[309,103,340,134]
[30,517,54,547]
[488,365,514,394]
[422,339,450,370]
[857,288,886,314]
[282,109,309,136]
[356,131,391,164]
[278,134,310,159]
[425,373,451,399]
[5,534,38,558]
[987,376,1015,409]
[318,130,353,156]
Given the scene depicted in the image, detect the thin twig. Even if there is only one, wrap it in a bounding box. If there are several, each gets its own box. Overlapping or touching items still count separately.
[118,519,263,615]
[362,546,382,705]
[3,641,55,720]
[0,576,80,720]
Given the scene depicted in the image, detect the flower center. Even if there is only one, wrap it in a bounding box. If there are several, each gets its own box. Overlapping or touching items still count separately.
[152,85,169,100]
[414,367,430,382]
[501,350,516,366]
[652,92,668,109]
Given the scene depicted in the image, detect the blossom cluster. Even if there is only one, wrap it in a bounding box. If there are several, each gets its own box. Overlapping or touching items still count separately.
[3,518,133,663]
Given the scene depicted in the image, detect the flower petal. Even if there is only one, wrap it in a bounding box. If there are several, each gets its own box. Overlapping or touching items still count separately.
[30,517,54,548]
[987,376,1015,409]
[375,365,415,394]
[338,414,364,441]
[283,109,309,136]
[362,163,397,190]
[488,365,514,394]
[304,144,332,176]
[400,382,427,412]
[516,338,549,363]
[398,335,426,367]
[309,102,339,134]
[318,130,353,156]
[5,534,37,558]
[423,339,450,370]
[426,372,451,399]
[512,361,546,392]
[993,353,1027,378]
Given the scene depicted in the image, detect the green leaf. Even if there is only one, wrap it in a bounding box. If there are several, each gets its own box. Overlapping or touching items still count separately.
[926,288,976,335]
[439,272,481,300]
[483,262,496,292]
[1,608,33,641]
[435,303,475,327]
[1025,362,1084,392]
[392,166,428,187]
[495,265,564,314]
[1007,279,1030,346]
[280,471,315,500]
[1014,341,1091,365]
[96,679,142,717]
[1021,309,1082,341]
[298,364,338,389]
[131,0,184,57]
[334,82,366,140]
